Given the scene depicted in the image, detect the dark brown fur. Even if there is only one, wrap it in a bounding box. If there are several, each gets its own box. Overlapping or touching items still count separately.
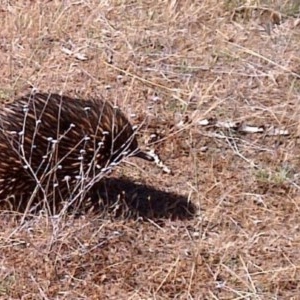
[0,92,152,210]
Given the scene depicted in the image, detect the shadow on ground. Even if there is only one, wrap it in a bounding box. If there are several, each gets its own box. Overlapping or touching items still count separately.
[0,177,197,221]
[85,177,197,221]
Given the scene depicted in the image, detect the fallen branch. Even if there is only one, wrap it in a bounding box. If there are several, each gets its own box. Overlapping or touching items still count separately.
[197,118,289,136]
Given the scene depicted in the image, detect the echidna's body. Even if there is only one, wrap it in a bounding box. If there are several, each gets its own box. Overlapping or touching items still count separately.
[0,92,152,209]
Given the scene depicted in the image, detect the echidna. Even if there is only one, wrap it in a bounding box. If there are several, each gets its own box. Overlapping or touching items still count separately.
[0,92,154,210]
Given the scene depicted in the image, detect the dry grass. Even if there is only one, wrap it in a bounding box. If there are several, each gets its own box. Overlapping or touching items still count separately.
[1,0,300,299]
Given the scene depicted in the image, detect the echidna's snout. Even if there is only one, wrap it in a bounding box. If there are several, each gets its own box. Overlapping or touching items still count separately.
[134,149,155,162]
[134,148,172,174]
